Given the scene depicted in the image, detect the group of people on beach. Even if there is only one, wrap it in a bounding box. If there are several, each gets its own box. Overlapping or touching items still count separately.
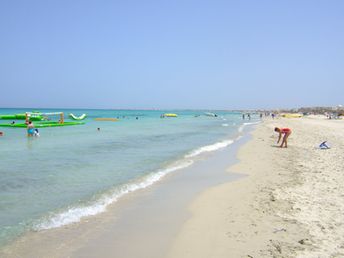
[243,112,275,120]
[242,113,251,120]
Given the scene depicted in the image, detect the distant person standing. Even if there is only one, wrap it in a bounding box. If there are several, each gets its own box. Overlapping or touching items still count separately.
[271,113,275,119]
[242,114,245,120]
[247,113,251,120]
[260,113,263,119]
[27,121,35,137]
[274,127,292,148]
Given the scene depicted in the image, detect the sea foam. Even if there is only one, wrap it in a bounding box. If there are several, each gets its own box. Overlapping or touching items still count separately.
[34,160,193,230]
[185,139,234,158]
[35,137,238,230]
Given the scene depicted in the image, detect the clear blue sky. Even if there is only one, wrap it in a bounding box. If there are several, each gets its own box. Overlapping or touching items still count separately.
[0,0,343,109]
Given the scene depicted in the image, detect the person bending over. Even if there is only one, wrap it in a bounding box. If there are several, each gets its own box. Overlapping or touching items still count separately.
[274,127,292,148]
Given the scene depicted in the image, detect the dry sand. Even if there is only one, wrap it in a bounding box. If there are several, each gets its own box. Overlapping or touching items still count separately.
[166,117,344,258]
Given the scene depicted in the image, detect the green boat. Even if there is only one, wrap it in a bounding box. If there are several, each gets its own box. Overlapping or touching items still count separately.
[0,121,84,128]
[0,113,44,121]
[0,112,86,128]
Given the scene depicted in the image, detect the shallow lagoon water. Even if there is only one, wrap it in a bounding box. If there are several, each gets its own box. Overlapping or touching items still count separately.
[0,109,253,247]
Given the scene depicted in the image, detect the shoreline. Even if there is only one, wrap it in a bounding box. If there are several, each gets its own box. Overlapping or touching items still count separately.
[166,117,344,257]
[0,122,255,257]
[3,116,342,257]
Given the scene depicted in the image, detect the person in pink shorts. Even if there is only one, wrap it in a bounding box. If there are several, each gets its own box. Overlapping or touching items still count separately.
[274,127,292,148]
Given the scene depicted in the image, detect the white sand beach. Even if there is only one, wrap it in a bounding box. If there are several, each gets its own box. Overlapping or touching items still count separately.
[167,116,344,257]
[2,0,343,256]
[1,116,343,258]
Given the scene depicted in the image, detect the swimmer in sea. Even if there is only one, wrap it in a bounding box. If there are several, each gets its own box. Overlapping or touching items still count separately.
[34,128,40,137]
[274,127,292,148]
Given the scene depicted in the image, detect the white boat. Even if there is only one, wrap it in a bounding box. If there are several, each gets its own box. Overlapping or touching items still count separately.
[204,112,217,117]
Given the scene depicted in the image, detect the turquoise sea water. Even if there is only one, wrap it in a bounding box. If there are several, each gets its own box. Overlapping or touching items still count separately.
[0,108,257,247]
